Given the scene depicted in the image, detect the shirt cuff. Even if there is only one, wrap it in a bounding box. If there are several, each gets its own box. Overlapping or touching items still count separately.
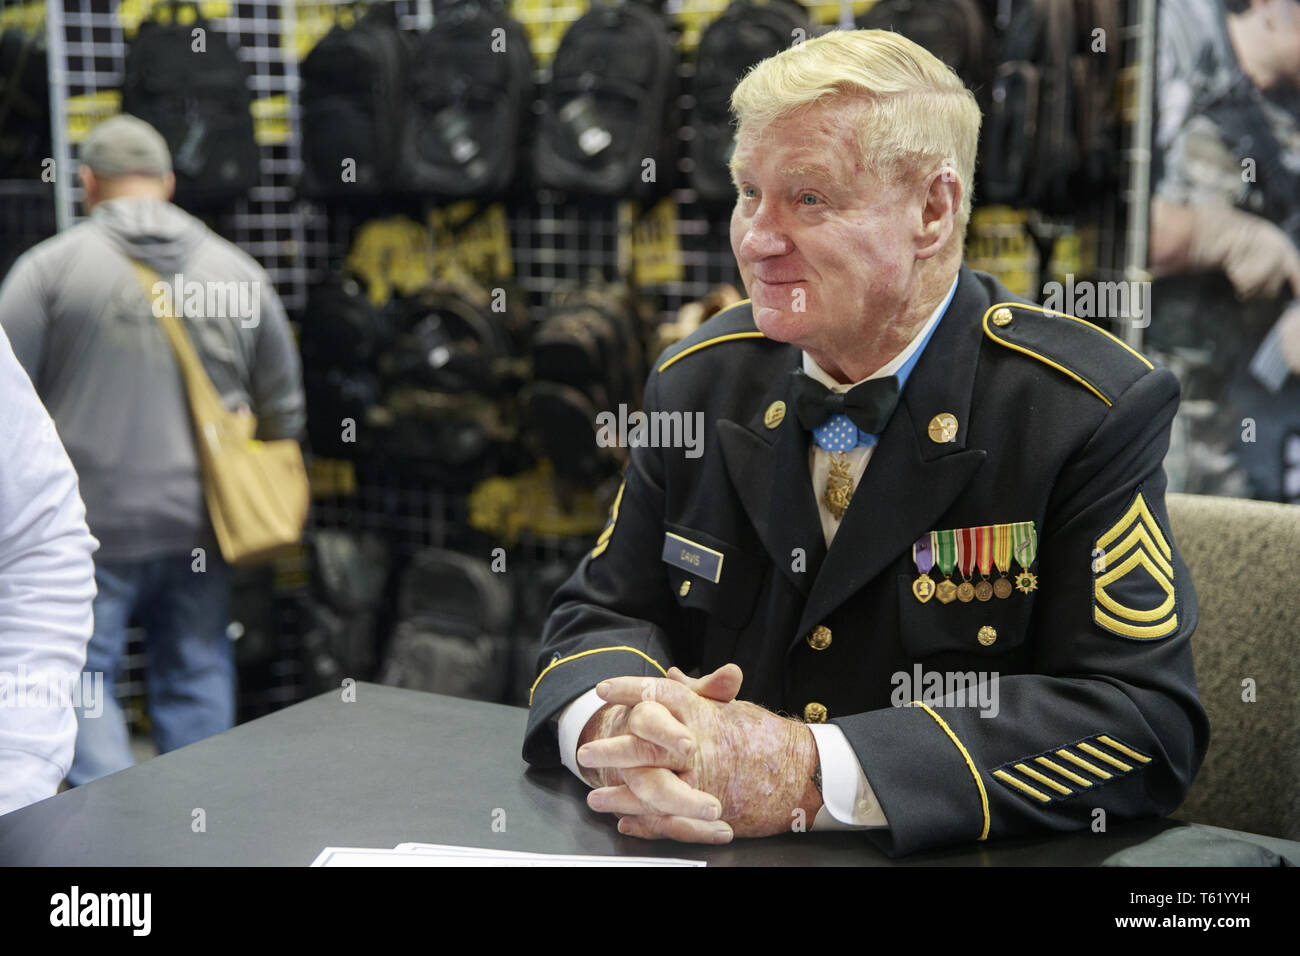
[558,687,607,787]
[809,723,889,830]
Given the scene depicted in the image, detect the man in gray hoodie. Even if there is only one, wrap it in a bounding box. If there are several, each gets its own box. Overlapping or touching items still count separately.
[0,114,305,785]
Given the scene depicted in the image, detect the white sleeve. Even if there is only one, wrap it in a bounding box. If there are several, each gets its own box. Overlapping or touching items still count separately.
[557,687,607,786]
[808,723,889,830]
[0,326,98,815]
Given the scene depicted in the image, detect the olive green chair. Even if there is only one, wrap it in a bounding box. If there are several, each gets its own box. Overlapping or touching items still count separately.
[1164,492,1300,840]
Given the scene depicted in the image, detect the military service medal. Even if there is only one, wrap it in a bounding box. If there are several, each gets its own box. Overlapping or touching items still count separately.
[823,451,853,521]
[992,523,1014,598]
[974,524,994,601]
[956,528,976,602]
[934,528,958,603]
[912,533,936,603]
[1011,520,1039,593]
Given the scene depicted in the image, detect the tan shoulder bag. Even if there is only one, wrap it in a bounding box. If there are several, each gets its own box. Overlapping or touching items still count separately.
[131,260,309,567]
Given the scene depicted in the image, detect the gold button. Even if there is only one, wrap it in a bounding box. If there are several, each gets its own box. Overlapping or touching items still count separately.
[803,701,828,723]
[679,580,691,597]
[806,625,832,651]
[992,307,1014,327]
[978,625,997,647]
[927,412,958,444]
[764,400,786,429]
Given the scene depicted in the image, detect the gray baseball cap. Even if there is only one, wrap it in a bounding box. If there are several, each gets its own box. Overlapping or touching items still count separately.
[80,114,172,177]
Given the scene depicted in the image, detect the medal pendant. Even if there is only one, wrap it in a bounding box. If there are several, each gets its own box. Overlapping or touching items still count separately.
[993,576,1013,599]
[1014,571,1038,594]
[822,453,853,521]
[957,579,975,603]
[912,574,935,603]
[936,579,958,604]
[974,579,994,602]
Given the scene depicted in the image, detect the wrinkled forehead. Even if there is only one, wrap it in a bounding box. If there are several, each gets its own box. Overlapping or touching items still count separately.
[729,103,867,182]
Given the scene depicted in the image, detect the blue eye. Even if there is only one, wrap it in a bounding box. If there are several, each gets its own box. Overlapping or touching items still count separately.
[740,186,757,198]
[800,193,820,205]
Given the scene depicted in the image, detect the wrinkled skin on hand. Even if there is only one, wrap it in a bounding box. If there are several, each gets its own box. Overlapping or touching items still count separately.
[577,666,821,842]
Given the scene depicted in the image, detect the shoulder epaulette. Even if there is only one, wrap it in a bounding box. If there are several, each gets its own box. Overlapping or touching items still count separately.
[656,299,769,373]
[981,302,1154,407]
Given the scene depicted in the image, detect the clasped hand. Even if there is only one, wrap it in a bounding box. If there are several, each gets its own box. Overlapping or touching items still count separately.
[576,664,821,843]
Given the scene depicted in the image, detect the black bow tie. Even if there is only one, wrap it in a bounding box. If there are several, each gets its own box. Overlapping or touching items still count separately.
[788,369,902,435]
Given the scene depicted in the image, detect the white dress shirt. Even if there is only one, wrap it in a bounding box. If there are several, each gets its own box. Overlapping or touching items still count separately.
[0,325,99,814]
[558,276,959,830]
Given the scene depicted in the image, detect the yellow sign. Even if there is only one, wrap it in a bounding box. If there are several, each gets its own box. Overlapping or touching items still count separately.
[512,0,590,66]
[628,197,684,287]
[429,201,515,283]
[251,94,291,146]
[966,206,1039,299]
[309,459,358,499]
[287,0,351,61]
[65,91,123,144]
[345,217,436,306]
[0,2,46,34]
[118,0,232,37]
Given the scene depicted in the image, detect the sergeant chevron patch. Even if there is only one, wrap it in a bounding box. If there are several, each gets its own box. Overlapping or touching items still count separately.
[1092,490,1179,640]
[991,734,1154,804]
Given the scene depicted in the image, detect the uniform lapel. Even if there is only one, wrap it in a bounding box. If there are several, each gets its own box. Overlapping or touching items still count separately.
[792,268,990,643]
[717,360,827,596]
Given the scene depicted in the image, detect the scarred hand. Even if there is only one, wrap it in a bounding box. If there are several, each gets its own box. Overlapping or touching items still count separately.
[576,665,822,842]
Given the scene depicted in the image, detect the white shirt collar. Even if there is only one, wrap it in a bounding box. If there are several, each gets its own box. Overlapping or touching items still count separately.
[802,274,959,394]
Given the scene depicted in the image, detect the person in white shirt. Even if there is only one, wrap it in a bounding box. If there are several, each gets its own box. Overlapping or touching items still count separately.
[0,324,98,813]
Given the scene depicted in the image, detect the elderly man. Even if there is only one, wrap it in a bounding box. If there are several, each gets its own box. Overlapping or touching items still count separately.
[523,30,1208,856]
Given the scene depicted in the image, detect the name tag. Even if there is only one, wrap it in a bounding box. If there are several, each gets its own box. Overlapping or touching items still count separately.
[661,533,724,584]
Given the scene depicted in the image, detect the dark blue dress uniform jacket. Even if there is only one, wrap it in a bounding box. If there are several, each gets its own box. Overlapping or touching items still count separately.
[522,265,1210,857]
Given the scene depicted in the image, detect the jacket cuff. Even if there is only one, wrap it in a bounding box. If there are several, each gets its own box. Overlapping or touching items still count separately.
[522,644,668,766]
[834,703,991,857]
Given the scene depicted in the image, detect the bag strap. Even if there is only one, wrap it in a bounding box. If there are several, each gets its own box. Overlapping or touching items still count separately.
[128,259,242,434]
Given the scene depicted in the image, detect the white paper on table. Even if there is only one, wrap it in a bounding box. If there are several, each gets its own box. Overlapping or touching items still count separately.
[312,843,705,867]
[394,842,705,865]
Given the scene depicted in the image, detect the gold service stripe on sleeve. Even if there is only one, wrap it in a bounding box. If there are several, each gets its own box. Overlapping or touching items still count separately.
[528,646,668,705]
[911,701,991,840]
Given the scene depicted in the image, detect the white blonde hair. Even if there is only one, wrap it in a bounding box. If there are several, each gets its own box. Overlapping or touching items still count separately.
[730,29,982,234]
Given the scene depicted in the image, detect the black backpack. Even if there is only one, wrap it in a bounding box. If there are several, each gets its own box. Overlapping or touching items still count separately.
[857,0,994,105]
[121,1,259,209]
[981,0,1110,212]
[691,0,812,205]
[299,2,409,199]
[300,529,392,692]
[526,281,648,485]
[300,272,389,458]
[380,548,514,701]
[399,0,535,199]
[0,24,51,181]
[533,0,679,199]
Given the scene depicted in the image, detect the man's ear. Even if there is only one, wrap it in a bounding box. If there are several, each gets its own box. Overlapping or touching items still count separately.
[162,172,176,201]
[916,164,960,260]
[79,166,98,210]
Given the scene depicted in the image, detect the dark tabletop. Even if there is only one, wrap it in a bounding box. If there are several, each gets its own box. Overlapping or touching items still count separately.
[0,682,1260,866]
